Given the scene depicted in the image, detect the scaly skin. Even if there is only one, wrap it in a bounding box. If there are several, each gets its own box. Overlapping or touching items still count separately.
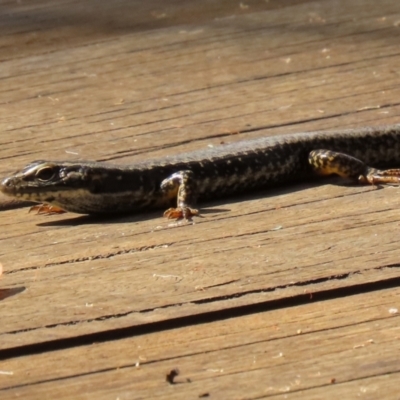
[1,125,400,217]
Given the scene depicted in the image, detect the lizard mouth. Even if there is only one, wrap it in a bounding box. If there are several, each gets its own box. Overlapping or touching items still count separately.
[1,175,57,202]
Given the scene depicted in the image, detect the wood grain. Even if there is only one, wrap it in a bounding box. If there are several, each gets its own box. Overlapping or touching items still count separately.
[1,288,399,398]
[1,0,400,398]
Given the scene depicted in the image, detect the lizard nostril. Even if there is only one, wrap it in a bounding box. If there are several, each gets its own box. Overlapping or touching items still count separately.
[0,177,13,193]
[2,177,10,186]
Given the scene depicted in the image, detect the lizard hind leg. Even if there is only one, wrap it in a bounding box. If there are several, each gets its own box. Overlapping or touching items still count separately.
[362,168,400,185]
[308,149,400,185]
[160,170,199,220]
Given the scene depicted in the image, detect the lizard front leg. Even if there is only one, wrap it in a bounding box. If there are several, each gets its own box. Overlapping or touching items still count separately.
[160,170,199,220]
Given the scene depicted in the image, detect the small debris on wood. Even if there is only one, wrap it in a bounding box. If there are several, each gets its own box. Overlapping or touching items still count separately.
[166,368,180,384]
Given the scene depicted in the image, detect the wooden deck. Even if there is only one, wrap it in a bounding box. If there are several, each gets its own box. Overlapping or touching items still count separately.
[1,0,400,398]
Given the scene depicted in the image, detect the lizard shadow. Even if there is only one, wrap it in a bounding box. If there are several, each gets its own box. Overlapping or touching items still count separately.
[34,207,231,227]
[34,178,378,227]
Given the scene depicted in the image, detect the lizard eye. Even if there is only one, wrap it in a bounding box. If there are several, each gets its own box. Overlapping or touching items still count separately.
[35,166,56,181]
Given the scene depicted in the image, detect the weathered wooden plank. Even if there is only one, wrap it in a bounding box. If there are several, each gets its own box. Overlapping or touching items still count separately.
[1,182,400,349]
[1,0,400,398]
[1,287,399,398]
[1,0,400,172]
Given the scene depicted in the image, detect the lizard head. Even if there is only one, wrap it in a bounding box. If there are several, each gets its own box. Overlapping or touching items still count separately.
[0,161,88,204]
